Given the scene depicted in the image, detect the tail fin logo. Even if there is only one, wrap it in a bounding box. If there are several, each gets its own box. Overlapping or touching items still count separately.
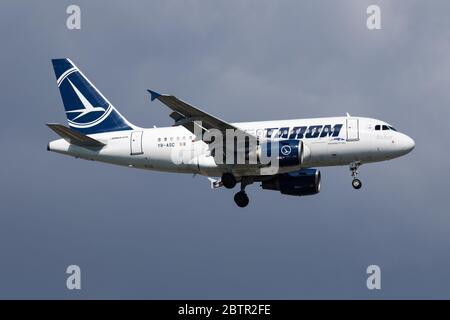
[52,59,134,134]
[65,79,106,121]
[57,68,113,128]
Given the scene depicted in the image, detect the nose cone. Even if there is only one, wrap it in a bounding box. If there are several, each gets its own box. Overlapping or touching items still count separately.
[400,134,415,155]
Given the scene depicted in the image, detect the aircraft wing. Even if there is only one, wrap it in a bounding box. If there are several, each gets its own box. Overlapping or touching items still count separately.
[147,90,253,138]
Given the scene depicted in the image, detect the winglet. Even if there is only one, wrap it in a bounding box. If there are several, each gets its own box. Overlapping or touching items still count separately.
[147,89,161,101]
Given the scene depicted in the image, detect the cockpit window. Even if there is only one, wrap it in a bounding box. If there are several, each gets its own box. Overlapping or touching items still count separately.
[376,124,397,131]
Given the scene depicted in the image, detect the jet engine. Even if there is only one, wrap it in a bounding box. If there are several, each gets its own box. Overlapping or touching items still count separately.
[257,139,311,167]
[261,169,321,196]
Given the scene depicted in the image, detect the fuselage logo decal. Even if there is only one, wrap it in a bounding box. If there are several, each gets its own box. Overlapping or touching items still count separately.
[280,145,292,155]
[261,124,343,140]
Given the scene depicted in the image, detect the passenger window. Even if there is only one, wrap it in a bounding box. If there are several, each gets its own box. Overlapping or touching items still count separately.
[375,125,380,131]
[382,125,389,130]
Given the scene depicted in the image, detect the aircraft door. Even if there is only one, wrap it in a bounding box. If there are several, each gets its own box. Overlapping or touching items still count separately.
[130,131,144,155]
[346,118,359,141]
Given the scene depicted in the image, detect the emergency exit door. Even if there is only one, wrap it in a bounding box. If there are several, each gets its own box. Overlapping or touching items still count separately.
[130,131,144,155]
[346,118,359,141]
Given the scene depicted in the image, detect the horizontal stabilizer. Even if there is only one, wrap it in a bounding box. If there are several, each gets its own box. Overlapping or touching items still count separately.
[47,123,105,148]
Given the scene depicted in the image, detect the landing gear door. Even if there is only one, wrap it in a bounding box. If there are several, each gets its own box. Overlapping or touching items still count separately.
[346,118,359,141]
[130,131,144,155]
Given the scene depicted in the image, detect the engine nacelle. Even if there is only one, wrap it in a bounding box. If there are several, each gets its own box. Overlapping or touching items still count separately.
[258,139,311,167]
[261,169,321,196]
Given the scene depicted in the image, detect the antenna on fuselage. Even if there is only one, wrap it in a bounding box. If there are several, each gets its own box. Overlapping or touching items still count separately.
[346,112,351,117]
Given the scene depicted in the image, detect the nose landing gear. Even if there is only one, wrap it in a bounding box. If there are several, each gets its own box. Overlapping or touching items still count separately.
[350,162,362,190]
[352,178,362,189]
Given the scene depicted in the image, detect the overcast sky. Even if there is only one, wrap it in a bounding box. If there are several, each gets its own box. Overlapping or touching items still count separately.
[0,0,449,299]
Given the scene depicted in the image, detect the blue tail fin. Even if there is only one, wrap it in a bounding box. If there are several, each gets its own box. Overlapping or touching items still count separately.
[51,59,134,134]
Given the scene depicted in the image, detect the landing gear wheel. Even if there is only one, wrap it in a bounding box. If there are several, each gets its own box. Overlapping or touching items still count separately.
[234,191,249,208]
[352,178,362,190]
[222,173,237,189]
[349,162,362,190]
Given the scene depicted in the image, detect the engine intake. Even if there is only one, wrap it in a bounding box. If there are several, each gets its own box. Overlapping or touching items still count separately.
[258,139,311,167]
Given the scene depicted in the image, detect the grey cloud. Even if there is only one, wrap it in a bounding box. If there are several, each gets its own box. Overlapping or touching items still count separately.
[0,0,449,299]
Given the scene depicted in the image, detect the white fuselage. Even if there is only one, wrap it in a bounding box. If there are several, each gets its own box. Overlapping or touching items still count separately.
[48,116,415,177]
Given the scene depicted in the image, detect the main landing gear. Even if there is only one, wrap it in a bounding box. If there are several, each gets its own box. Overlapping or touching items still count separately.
[234,177,253,208]
[221,172,237,189]
[222,173,252,207]
[350,162,362,190]
[234,191,249,208]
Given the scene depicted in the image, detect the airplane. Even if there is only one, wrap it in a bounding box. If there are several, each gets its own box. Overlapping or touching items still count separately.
[47,59,415,207]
